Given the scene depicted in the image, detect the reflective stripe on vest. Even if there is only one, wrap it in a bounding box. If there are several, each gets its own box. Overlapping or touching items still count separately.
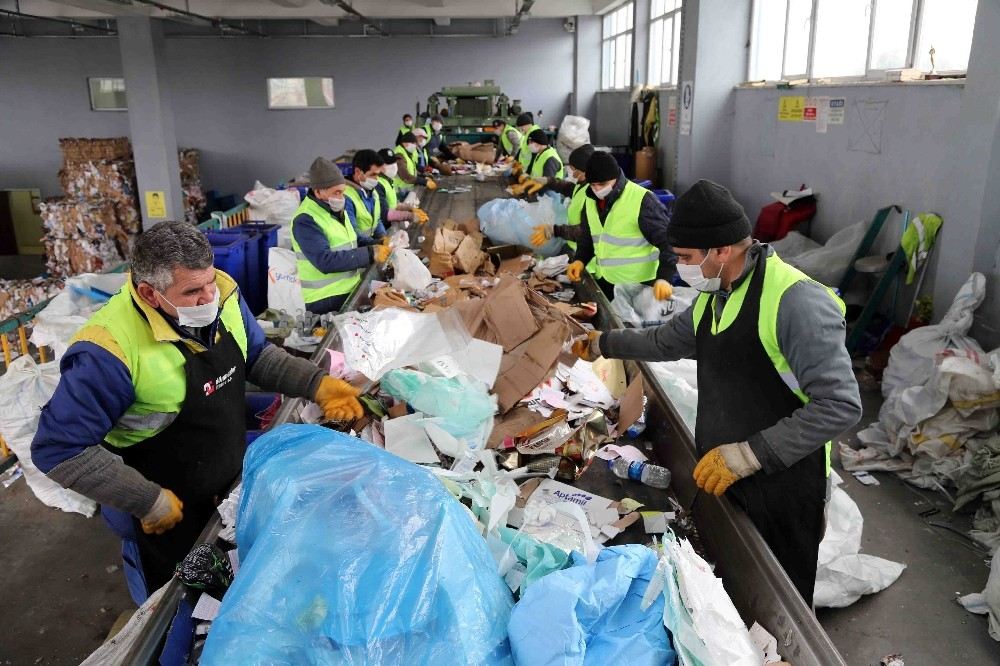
[73,273,249,448]
[290,196,362,304]
[528,146,565,179]
[691,252,845,476]
[518,124,541,166]
[500,127,522,155]
[585,180,659,284]
[344,185,382,236]
[393,145,417,191]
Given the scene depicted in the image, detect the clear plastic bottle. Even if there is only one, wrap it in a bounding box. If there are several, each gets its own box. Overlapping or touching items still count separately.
[610,458,671,489]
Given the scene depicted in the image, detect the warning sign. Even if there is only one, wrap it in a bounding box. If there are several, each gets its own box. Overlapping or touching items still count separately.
[145,191,167,219]
[777,96,805,122]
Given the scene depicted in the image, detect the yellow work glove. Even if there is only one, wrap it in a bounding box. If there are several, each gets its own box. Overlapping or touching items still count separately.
[511,161,523,177]
[653,279,673,301]
[524,179,545,196]
[314,376,364,422]
[413,208,429,225]
[509,182,528,197]
[141,488,184,535]
[692,442,761,496]
[373,243,391,264]
[530,225,553,247]
[566,260,586,283]
[571,330,602,362]
[515,173,529,185]
[425,178,438,191]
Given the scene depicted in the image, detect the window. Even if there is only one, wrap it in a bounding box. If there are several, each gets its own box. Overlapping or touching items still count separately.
[601,3,634,91]
[748,0,978,82]
[88,77,126,111]
[648,0,683,87]
[267,77,335,109]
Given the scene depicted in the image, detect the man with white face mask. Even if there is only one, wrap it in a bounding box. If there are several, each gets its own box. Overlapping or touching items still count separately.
[375,148,427,227]
[292,157,389,314]
[574,179,862,606]
[344,149,387,240]
[563,151,676,300]
[31,219,365,602]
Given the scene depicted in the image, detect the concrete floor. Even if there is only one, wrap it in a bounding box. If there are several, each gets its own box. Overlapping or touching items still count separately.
[0,471,133,665]
[1,384,998,664]
[819,385,1000,664]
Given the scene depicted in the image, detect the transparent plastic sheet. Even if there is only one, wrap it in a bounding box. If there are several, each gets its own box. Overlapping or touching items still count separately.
[477,194,568,257]
[201,424,514,665]
[389,247,433,292]
[382,368,497,452]
[333,307,471,380]
[30,272,128,359]
[779,220,867,287]
[646,360,699,434]
[611,283,698,328]
[507,544,674,666]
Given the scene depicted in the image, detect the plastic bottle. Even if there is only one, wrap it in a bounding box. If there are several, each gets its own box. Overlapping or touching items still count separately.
[610,458,671,489]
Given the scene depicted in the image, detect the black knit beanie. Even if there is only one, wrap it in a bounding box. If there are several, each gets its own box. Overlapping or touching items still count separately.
[527,129,549,145]
[586,151,620,183]
[516,112,534,126]
[399,132,417,144]
[568,144,595,172]
[667,180,752,249]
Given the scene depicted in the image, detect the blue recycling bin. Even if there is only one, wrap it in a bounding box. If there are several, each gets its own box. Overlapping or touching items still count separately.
[205,231,254,310]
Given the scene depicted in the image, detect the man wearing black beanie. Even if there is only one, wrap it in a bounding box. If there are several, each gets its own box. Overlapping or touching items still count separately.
[560,151,676,300]
[574,179,862,606]
[524,129,564,180]
[515,112,541,169]
[527,144,594,251]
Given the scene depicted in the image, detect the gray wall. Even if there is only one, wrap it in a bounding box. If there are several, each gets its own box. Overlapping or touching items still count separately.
[0,18,575,198]
[731,84,963,250]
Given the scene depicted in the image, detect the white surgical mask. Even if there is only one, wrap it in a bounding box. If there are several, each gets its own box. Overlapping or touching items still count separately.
[159,288,220,328]
[591,184,613,199]
[417,139,427,148]
[404,120,413,127]
[676,251,724,292]
[362,177,379,191]
[328,197,346,212]
[431,122,442,132]
[564,170,578,183]
[383,163,398,179]
[529,143,543,154]
[402,143,416,153]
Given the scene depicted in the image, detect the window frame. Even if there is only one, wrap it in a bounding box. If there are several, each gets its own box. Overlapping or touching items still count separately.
[747,0,975,84]
[88,77,127,112]
[266,77,336,111]
[647,0,684,88]
[600,2,636,92]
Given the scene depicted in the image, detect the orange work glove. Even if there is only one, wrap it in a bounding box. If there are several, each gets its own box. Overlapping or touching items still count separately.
[566,260,585,282]
[530,225,553,247]
[524,179,545,196]
[653,279,673,301]
[314,376,364,422]
[510,161,523,177]
[571,330,602,362]
[509,182,528,197]
[141,489,184,535]
[373,243,391,264]
[692,442,761,496]
[425,178,438,191]
[413,208,429,225]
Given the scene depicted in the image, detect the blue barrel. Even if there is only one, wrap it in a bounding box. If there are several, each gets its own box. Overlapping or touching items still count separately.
[222,222,281,314]
[652,189,675,214]
[205,231,252,309]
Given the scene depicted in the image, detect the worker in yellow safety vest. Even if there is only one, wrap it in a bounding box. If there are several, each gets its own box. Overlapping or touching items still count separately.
[492,118,523,161]
[375,148,429,227]
[526,144,595,259]
[395,113,414,145]
[291,157,390,314]
[515,112,542,168]
[572,179,862,606]
[392,132,438,195]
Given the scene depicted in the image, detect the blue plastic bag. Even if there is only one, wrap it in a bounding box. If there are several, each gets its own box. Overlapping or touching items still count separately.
[478,194,569,257]
[201,424,514,665]
[507,544,675,666]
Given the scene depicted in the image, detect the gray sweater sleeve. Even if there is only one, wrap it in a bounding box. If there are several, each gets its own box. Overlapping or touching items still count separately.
[747,280,863,473]
[46,445,161,517]
[247,343,325,400]
[598,305,698,362]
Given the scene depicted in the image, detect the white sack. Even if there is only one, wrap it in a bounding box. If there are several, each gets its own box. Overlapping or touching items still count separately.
[770,230,822,258]
[555,115,591,163]
[30,272,128,360]
[266,247,305,315]
[390,248,433,292]
[782,221,867,287]
[244,180,300,226]
[958,550,1000,641]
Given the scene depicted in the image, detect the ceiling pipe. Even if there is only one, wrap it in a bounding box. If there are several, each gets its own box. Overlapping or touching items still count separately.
[318,0,388,37]
[0,7,117,33]
[129,0,267,36]
[507,0,534,35]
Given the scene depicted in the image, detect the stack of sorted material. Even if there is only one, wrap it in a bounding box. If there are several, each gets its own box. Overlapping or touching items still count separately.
[0,277,64,322]
[39,199,127,278]
[58,137,141,235]
[179,148,207,224]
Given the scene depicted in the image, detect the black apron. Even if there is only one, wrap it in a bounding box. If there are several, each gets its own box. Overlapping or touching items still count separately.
[113,319,247,591]
[695,249,827,606]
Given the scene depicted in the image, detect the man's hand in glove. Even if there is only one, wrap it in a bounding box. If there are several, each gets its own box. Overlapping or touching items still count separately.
[571,330,602,362]
[653,279,673,301]
[314,376,364,422]
[373,242,391,264]
[524,179,545,196]
[531,225,553,247]
[509,182,528,197]
[693,442,761,496]
[141,488,184,535]
[425,178,438,191]
[566,260,585,282]
[510,161,523,177]
[413,208,429,225]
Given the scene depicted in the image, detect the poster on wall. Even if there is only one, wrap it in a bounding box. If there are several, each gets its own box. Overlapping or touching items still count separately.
[667,96,678,127]
[777,96,805,122]
[680,81,693,136]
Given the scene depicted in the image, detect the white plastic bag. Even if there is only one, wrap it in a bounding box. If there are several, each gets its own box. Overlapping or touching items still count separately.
[769,230,822,258]
[612,283,697,327]
[781,221,867,287]
[245,180,301,226]
[30,272,128,359]
[556,115,592,162]
[390,248,433,292]
[0,356,97,516]
[266,247,305,315]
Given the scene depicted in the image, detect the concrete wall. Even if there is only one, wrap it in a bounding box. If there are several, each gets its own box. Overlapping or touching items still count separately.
[0,18,575,198]
[731,83,963,251]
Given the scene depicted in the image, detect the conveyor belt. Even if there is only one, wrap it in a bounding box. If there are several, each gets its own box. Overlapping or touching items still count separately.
[125,174,845,665]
